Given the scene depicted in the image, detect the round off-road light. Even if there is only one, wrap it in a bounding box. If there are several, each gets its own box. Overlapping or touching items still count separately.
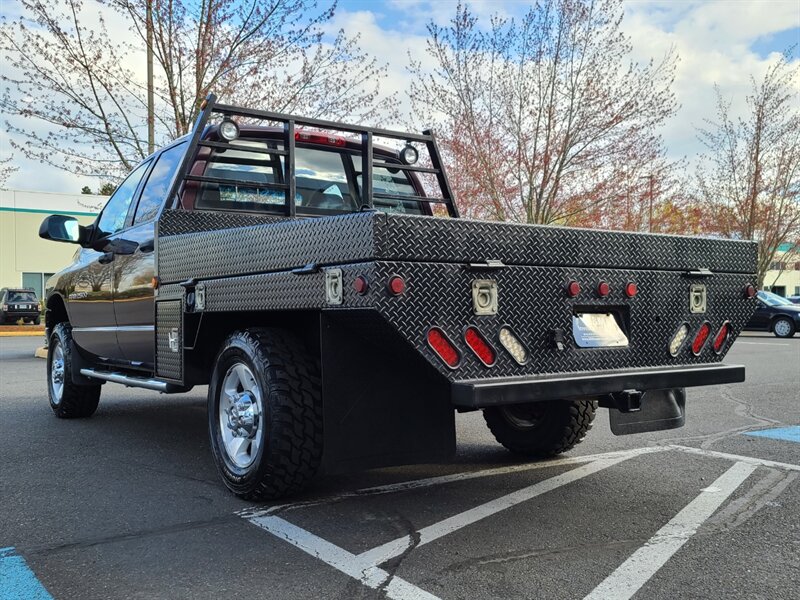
[219,118,240,141]
[400,144,419,165]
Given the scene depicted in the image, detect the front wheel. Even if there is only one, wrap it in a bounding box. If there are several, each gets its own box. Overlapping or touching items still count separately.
[773,317,796,338]
[484,400,596,458]
[208,328,323,500]
[47,323,101,418]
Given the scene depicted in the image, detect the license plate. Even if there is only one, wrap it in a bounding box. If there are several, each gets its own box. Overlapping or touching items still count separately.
[572,312,629,348]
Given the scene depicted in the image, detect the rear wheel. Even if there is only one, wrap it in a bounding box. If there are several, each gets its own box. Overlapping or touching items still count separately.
[208,328,323,500]
[484,400,596,458]
[47,323,101,418]
[772,317,795,338]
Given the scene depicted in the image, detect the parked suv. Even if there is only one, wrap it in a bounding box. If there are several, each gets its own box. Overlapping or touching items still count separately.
[0,288,41,324]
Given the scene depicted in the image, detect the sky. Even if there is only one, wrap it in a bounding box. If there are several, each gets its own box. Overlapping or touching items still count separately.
[1,0,799,193]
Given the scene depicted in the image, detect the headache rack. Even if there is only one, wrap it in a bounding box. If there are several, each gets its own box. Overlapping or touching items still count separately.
[165,93,459,219]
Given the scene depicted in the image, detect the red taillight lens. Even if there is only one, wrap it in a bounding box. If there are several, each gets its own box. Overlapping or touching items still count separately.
[295,130,346,146]
[692,322,711,355]
[353,276,369,295]
[427,328,460,368]
[597,281,610,297]
[744,284,756,298]
[625,282,638,297]
[388,276,405,295]
[464,326,496,366]
[567,281,581,297]
[712,322,731,353]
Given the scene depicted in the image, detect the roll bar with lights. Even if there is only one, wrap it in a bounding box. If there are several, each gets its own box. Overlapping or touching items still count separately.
[161,93,460,219]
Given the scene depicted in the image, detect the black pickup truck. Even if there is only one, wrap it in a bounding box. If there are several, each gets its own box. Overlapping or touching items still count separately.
[39,95,758,500]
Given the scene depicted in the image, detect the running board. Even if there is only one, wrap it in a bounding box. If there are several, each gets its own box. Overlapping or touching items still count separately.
[79,369,183,393]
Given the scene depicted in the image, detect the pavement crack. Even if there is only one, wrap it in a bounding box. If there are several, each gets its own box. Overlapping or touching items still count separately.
[375,516,422,594]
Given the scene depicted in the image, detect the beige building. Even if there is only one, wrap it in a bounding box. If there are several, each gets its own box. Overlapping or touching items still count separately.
[763,243,800,298]
[0,189,105,298]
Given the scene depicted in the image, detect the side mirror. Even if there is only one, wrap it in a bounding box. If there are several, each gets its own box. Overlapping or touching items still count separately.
[39,215,85,244]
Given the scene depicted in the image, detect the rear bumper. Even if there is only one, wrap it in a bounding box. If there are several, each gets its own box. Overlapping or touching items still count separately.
[2,311,40,320]
[451,363,745,408]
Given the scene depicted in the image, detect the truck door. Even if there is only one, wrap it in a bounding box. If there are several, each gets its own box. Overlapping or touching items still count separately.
[113,142,186,364]
[70,161,150,360]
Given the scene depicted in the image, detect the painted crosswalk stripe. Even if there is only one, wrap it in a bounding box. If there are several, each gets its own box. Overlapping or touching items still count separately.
[0,547,53,600]
[583,461,757,600]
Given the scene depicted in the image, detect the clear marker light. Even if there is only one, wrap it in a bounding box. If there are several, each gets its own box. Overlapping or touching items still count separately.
[669,324,689,357]
[499,326,529,365]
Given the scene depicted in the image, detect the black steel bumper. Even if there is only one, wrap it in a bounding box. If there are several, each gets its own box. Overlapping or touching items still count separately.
[451,363,745,408]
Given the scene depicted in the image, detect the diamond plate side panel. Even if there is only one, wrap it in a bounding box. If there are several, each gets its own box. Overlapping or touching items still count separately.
[156,300,182,380]
[337,262,756,381]
[157,212,377,284]
[202,270,327,311]
[374,215,758,274]
[159,209,282,235]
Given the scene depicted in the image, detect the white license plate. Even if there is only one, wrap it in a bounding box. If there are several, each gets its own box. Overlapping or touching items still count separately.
[572,312,629,348]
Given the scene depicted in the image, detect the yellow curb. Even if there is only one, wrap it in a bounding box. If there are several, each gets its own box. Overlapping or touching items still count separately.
[0,331,45,337]
[34,347,48,359]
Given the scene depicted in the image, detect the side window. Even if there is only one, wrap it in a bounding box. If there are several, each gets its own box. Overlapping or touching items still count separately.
[133,143,186,224]
[96,161,150,238]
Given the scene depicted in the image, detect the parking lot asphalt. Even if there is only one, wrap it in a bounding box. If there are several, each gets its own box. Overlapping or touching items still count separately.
[1,332,798,600]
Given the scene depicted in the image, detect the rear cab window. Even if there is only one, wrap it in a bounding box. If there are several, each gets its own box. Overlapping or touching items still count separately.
[7,291,37,302]
[195,137,423,216]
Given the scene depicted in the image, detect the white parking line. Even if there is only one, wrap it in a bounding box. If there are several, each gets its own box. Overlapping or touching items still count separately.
[669,444,800,472]
[735,341,790,346]
[240,446,667,518]
[357,456,629,566]
[250,515,439,600]
[583,461,756,600]
[242,445,789,599]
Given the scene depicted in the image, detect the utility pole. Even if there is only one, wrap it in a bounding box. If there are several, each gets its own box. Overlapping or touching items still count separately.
[146,0,154,155]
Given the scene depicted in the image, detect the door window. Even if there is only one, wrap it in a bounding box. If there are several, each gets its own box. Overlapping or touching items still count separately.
[96,161,150,238]
[134,143,186,224]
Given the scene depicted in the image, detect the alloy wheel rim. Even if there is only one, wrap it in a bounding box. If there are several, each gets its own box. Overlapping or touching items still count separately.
[219,362,264,469]
[50,341,65,404]
[775,320,791,337]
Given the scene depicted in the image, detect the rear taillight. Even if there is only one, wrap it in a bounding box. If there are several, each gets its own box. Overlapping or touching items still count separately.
[388,276,405,295]
[669,323,689,357]
[464,327,496,366]
[353,276,369,295]
[712,322,731,353]
[566,281,581,297]
[692,322,712,355]
[427,328,460,368]
[498,326,528,365]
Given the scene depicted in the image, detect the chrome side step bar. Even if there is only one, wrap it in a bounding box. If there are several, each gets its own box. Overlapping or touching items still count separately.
[80,368,170,392]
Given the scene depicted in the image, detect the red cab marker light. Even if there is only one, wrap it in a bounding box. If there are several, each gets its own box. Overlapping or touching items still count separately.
[388,276,405,295]
[427,327,460,368]
[353,276,369,295]
[597,281,610,297]
[625,282,638,297]
[692,322,711,355]
[712,321,731,353]
[464,326,496,367]
[744,284,756,298]
[567,280,581,297]
[295,130,346,147]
